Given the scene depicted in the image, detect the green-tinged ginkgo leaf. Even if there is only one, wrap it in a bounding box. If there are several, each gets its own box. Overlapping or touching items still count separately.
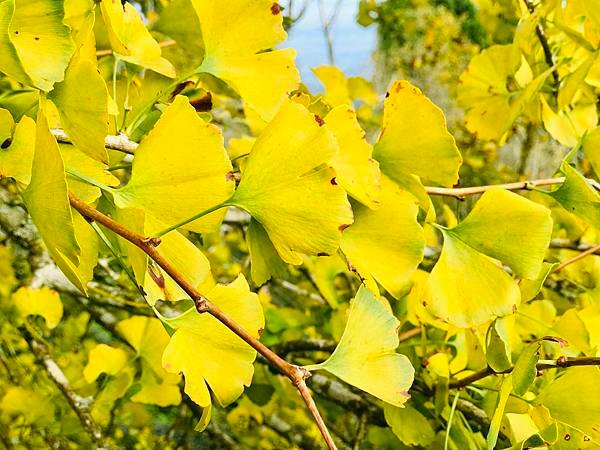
[302,253,350,308]
[548,163,600,229]
[341,175,424,299]
[59,143,119,204]
[583,126,600,179]
[114,207,213,306]
[83,344,129,383]
[230,100,353,265]
[0,108,13,141]
[6,0,74,91]
[541,97,597,147]
[304,286,414,407]
[116,316,181,407]
[512,341,541,396]
[374,80,462,187]
[63,0,95,50]
[22,100,81,270]
[193,0,300,121]
[91,368,134,426]
[0,113,35,185]
[49,60,110,163]
[486,318,512,372]
[536,367,600,444]
[0,0,32,86]
[384,404,435,447]
[162,275,264,408]
[114,95,235,235]
[326,105,380,208]
[458,44,547,142]
[99,0,175,77]
[451,188,553,279]
[519,262,557,302]
[12,286,63,328]
[246,218,287,286]
[0,387,55,426]
[488,375,513,449]
[424,227,521,328]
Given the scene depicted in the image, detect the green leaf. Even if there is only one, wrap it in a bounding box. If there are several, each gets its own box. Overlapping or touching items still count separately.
[230,100,353,265]
[12,286,63,329]
[374,80,462,187]
[583,126,600,179]
[193,0,300,121]
[486,318,512,373]
[161,275,264,409]
[384,404,435,447]
[341,175,424,299]
[49,60,110,163]
[519,262,557,302]
[302,253,350,309]
[0,112,35,185]
[536,367,600,444]
[511,341,540,396]
[487,375,513,449]
[114,95,235,235]
[305,286,414,407]
[246,218,287,286]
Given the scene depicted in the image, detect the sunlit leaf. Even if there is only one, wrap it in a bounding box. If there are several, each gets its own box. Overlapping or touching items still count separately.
[83,344,129,383]
[305,286,414,406]
[0,112,35,185]
[12,286,62,329]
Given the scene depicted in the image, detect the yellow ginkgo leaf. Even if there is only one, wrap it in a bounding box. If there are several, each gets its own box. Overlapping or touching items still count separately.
[114,95,235,235]
[541,96,598,147]
[304,286,414,407]
[91,368,134,426]
[0,0,33,87]
[83,344,130,383]
[0,113,35,185]
[99,0,175,77]
[424,228,521,328]
[1,0,75,91]
[49,60,110,163]
[162,275,264,408]
[0,386,55,426]
[230,101,353,265]
[312,65,352,107]
[0,108,13,141]
[114,207,214,306]
[63,0,96,51]
[326,105,380,208]
[59,143,119,204]
[22,100,81,271]
[12,286,63,329]
[341,175,425,299]
[374,80,462,187]
[246,218,287,286]
[193,0,300,121]
[302,253,351,308]
[583,126,600,178]
[451,188,552,279]
[116,316,181,407]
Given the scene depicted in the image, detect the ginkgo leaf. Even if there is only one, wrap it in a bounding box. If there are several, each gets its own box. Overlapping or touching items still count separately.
[0,0,33,87]
[246,218,287,286]
[548,163,600,230]
[63,0,95,51]
[99,0,175,77]
[83,344,129,383]
[305,286,414,407]
[114,95,235,235]
[6,0,75,91]
[312,65,352,106]
[384,404,435,447]
[341,175,424,299]
[230,100,353,265]
[49,60,110,163]
[424,227,521,328]
[22,100,81,270]
[536,367,600,444]
[583,126,600,178]
[91,368,134,426]
[192,0,300,121]
[59,143,119,204]
[302,253,350,308]
[116,316,181,407]
[0,113,35,185]
[12,286,63,329]
[450,188,552,279]
[374,80,462,187]
[0,108,13,141]
[326,105,380,208]
[162,275,264,409]
[541,96,597,147]
[114,207,213,306]
[0,386,55,426]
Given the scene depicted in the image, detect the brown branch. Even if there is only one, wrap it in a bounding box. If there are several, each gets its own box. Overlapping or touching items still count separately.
[425,177,600,199]
[450,356,600,389]
[52,128,138,155]
[20,326,105,446]
[553,243,600,273]
[67,193,337,450]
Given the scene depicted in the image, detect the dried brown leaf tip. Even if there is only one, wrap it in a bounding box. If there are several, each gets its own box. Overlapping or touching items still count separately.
[271,3,282,14]
[314,114,325,126]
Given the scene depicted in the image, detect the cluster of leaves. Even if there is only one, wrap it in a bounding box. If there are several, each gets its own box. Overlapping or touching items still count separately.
[0,0,599,449]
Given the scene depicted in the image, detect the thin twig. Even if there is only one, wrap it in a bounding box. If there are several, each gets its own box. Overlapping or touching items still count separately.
[450,356,600,389]
[425,177,600,199]
[67,193,337,450]
[553,244,600,273]
[51,128,138,155]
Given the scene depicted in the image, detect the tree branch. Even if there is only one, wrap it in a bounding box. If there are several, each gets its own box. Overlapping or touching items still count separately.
[425,177,600,199]
[67,193,337,449]
[450,356,600,389]
[52,128,138,155]
[553,243,600,273]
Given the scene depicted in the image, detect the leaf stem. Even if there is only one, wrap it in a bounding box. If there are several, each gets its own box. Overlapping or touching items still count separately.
[67,192,337,450]
[66,168,115,193]
[153,202,229,237]
[444,392,459,450]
